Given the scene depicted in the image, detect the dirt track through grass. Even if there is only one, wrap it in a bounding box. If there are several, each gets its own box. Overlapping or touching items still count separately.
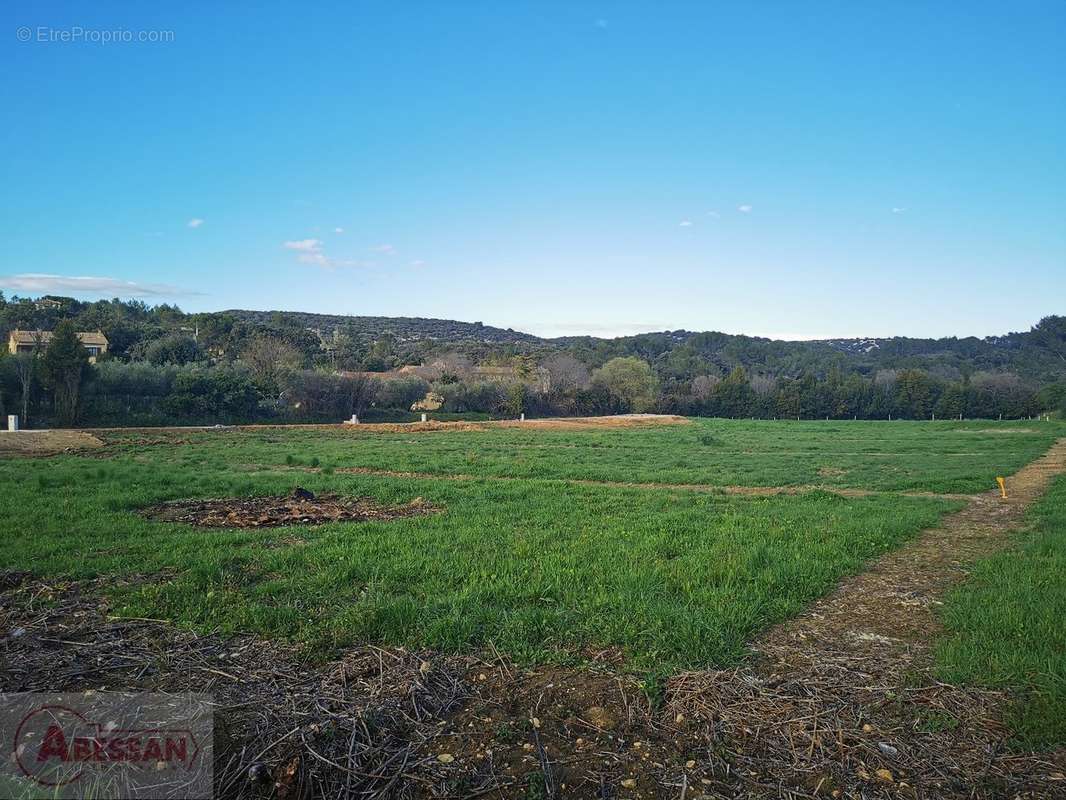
[665,437,1066,797]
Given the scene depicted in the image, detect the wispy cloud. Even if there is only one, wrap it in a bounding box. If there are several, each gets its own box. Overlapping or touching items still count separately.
[0,273,195,297]
[737,204,752,213]
[706,211,720,218]
[594,18,608,29]
[187,218,204,228]
[282,238,371,269]
[679,220,693,227]
[892,207,907,214]
[410,259,425,267]
[333,227,345,234]
[283,238,324,253]
[371,243,396,255]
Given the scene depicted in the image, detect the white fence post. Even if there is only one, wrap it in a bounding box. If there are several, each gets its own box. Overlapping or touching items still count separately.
[7,415,18,432]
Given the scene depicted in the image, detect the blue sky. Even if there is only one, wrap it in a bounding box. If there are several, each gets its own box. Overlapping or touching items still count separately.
[2,2,1063,340]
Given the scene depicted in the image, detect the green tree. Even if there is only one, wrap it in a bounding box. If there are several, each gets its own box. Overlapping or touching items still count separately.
[11,353,36,427]
[144,334,202,365]
[240,336,305,394]
[935,383,966,419]
[590,357,660,413]
[40,321,91,426]
[1031,316,1066,364]
[894,369,935,419]
[715,366,756,417]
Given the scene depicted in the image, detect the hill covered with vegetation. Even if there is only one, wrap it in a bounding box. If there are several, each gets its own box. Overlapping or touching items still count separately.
[1,291,1064,426]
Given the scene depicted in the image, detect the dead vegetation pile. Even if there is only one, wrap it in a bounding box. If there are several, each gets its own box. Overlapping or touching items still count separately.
[0,571,712,799]
[141,488,438,528]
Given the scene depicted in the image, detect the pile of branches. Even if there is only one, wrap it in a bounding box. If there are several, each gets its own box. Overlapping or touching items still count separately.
[140,489,439,529]
[0,574,476,799]
[664,646,1065,798]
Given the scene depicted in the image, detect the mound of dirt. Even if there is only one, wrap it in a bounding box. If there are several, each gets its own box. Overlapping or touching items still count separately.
[141,489,439,528]
[352,414,690,434]
[0,430,103,456]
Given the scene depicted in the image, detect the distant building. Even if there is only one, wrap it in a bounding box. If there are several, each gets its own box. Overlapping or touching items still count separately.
[7,329,110,363]
[33,297,67,311]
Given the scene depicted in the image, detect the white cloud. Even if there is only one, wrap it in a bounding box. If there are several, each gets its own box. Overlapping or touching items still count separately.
[0,273,194,297]
[282,238,373,269]
[333,227,344,234]
[371,243,396,255]
[594,18,608,28]
[187,218,204,228]
[706,211,720,218]
[410,259,425,267]
[283,238,323,253]
[679,220,693,227]
[737,204,752,213]
[892,207,907,214]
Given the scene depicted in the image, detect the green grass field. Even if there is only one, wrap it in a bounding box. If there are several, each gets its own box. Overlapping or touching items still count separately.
[103,417,1060,492]
[1,419,1060,677]
[935,473,1066,748]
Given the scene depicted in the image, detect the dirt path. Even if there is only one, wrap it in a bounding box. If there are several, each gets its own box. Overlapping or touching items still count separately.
[85,413,689,437]
[666,438,1066,798]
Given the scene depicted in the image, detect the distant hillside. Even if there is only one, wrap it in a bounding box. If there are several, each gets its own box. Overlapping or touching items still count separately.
[1,293,1063,385]
[223,309,543,345]
[554,322,1066,384]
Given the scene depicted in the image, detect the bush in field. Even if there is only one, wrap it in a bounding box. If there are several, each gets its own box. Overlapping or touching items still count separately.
[82,361,179,425]
[91,361,177,396]
[280,369,377,420]
[376,376,431,410]
[162,366,261,422]
[437,380,505,414]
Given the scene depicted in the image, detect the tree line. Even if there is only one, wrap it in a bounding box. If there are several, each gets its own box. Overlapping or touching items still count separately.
[1,292,1064,426]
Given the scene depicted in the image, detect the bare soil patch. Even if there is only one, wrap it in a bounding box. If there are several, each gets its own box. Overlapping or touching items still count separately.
[346,413,689,434]
[140,489,438,528]
[0,429,103,456]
